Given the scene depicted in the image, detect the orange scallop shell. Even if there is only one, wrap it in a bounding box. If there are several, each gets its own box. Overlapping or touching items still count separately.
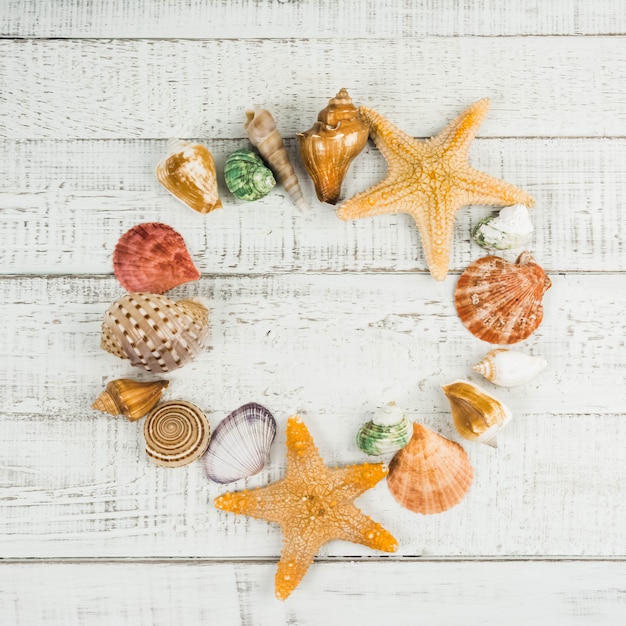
[455,251,551,345]
[113,223,200,294]
[387,423,474,514]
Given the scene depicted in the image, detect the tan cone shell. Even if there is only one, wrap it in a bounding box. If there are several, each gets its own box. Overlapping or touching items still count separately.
[455,251,551,345]
[91,378,169,421]
[387,423,474,514]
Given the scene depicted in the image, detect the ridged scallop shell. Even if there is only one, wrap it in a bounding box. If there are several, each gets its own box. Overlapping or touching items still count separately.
[472,204,534,251]
[297,88,369,205]
[224,148,276,201]
[455,251,552,344]
[92,378,169,421]
[244,109,308,211]
[113,223,200,294]
[387,423,474,515]
[472,349,547,387]
[156,140,222,214]
[144,400,211,467]
[203,402,276,484]
[100,293,209,373]
[356,401,411,456]
[442,380,512,448]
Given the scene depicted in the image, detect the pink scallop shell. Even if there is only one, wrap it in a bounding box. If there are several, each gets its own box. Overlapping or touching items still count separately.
[113,223,200,294]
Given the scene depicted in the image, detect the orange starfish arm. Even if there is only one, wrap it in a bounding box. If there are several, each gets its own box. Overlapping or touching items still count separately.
[329,463,389,499]
[456,167,536,208]
[331,504,399,552]
[274,530,322,600]
[285,416,327,474]
[431,98,490,159]
[214,482,287,524]
[336,178,419,220]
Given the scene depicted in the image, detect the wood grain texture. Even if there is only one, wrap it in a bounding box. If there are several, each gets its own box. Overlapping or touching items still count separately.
[3,0,626,38]
[1,138,624,274]
[2,561,625,626]
[2,38,626,139]
[0,274,624,558]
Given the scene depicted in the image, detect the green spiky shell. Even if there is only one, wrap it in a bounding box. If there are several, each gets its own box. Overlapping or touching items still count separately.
[356,416,412,456]
[224,149,276,201]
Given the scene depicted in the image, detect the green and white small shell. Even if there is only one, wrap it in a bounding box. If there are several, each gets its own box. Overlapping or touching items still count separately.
[472,204,534,250]
[224,148,276,201]
[356,402,412,456]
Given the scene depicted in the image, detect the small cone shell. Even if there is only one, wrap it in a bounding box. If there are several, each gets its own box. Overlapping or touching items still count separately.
[156,140,222,214]
[92,378,169,421]
[387,423,473,514]
[244,109,308,211]
[297,88,369,205]
[442,380,512,447]
[472,349,547,387]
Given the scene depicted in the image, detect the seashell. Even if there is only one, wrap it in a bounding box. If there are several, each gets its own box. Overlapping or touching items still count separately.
[297,88,369,205]
[92,378,169,421]
[455,251,552,344]
[244,109,308,211]
[156,139,222,214]
[472,204,534,251]
[472,349,547,387]
[144,400,211,467]
[113,223,200,294]
[203,402,276,483]
[224,148,276,201]
[100,293,209,373]
[356,401,411,456]
[442,380,512,448]
[387,422,474,514]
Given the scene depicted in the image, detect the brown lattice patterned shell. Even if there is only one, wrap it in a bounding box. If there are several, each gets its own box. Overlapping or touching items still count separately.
[100,293,209,373]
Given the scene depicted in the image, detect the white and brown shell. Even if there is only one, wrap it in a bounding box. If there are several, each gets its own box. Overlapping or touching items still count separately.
[472,349,547,387]
[455,251,551,344]
[100,293,209,373]
[244,109,308,211]
[387,422,474,514]
[92,378,169,421]
[144,400,211,467]
[156,140,222,214]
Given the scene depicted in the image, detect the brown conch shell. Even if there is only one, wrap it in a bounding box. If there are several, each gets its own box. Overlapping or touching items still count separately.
[144,400,211,467]
[100,293,209,373]
[455,251,551,344]
[156,140,222,214]
[244,109,308,211]
[297,88,369,205]
[92,378,169,421]
[113,223,200,294]
[387,423,474,514]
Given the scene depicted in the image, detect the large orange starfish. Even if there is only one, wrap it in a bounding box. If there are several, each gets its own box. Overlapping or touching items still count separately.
[214,416,398,600]
[337,99,535,280]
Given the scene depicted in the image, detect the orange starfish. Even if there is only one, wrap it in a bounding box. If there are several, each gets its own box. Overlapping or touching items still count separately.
[337,99,535,281]
[214,416,398,600]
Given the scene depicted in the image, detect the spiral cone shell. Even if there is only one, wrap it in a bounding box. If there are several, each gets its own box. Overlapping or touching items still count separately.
[113,223,200,294]
[91,378,169,421]
[156,140,222,214]
[455,251,551,345]
[472,349,547,387]
[100,293,209,373]
[387,423,474,514]
[244,109,308,210]
[144,400,211,467]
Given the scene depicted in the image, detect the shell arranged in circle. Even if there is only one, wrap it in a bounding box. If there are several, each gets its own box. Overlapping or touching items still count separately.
[472,348,547,387]
[203,402,276,484]
[472,204,534,251]
[100,293,209,373]
[113,223,200,294]
[91,378,169,421]
[144,400,211,467]
[224,148,276,201]
[356,401,411,456]
[455,251,552,345]
[387,422,474,515]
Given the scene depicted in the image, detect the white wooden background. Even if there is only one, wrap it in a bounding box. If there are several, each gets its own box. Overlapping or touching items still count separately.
[1,1,625,624]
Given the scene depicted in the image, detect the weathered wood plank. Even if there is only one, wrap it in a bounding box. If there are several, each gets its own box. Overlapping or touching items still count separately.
[1,138,623,274]
[0,274,624,558]
[1,38,626,139]
[1,562,625,626]
[2,0,626,38]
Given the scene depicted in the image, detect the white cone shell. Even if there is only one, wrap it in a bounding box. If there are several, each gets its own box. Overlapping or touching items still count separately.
[472,349,547,387]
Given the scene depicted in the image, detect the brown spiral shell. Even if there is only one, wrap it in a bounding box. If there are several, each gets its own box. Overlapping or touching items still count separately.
[144,400,211,468]
[455,251,552,345]
[91,378,169,421]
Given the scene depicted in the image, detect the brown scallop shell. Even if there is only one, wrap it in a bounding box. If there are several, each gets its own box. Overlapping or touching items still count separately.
[113,223,200,294]
[92,378,169,421]
[297,88,369,205]
[455,251,552,345]
[387,423,474,514]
